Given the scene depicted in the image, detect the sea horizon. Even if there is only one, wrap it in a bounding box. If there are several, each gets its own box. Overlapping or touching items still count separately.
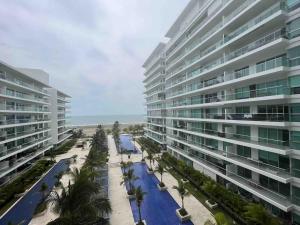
[70,114,145,126]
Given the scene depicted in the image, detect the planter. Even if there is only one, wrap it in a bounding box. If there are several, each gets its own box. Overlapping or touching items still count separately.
[181,178,188,184]
[141,159,146,163]
[135,220,147,225]
[157,183,168,191]
[127,191,135,199]
[147,169,154,174]
[176,208,191,222]
[205,200,218,209]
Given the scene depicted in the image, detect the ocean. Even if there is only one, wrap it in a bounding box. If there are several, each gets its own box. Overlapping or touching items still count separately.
[70,114,145,126]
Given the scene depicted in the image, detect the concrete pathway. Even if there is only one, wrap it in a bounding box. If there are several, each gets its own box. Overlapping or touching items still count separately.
[108,135,135,225]
[29,139,91,225]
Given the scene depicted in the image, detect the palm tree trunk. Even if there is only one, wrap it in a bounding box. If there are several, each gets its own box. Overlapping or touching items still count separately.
[181,196,184,209]
[160,174,162,183]
[138,205,142,223]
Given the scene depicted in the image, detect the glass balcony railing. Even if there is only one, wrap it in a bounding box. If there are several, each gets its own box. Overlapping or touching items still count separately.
[168,138,290,178]
[167,55,288,98]
[168,126,288,148]
[166,26,287,89]
[0,88,48,104]
[0,104,49,113]
[224,2,284,43]
[0,73,48,94]
[0,118,50,126]
[0,128,50,142]
[166,1,285,81]
[167,86,290,108]
[0,136,51,158]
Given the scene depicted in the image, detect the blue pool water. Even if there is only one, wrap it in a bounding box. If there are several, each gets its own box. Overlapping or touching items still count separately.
[0,159,70,225]
[120,134,139,153]
[127,163,194,225]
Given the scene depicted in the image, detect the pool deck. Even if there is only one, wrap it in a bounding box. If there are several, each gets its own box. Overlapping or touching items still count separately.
[29,140,91,225]
[107,135,215,225]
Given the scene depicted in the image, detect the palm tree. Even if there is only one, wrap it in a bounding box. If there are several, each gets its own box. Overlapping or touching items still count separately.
[120,161,133,174]
[173,180,190,213]
[120,168,139,195]
[146,152,154,171]
[135,186,146,225]
[214,212,229,225]
[155,164,165,187]
[39,182,48,200]
[140,146,145,162]
[244,203,280,225]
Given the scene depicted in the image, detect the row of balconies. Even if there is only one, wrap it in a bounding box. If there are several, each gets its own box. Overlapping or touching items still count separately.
[168,143,294,211]
[167,85,291,109]
[0,103,49,113]
[166,0,281,67]
[167,112,299,123]
[0,127,50,142]
[0,87,49,104]
[0,136,51,159]
[0,117,50,126]
[166,28,286,89]
[0,72,48,95]
[166,55,287,98]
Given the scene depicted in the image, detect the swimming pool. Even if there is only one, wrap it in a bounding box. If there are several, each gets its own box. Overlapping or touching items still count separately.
[0,159,70,225]
[120,134,138,153]
[126,163,194,225]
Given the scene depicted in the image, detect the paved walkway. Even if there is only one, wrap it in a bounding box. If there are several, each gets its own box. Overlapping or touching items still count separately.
[29,139,91,225]
[108,135,135,225]
[108,135,215,225]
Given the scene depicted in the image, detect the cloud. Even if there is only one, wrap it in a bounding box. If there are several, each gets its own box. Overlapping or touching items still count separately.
[0,0,188,115]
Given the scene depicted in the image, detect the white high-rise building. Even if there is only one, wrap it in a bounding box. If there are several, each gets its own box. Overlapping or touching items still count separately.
[143,0,300,223]
[0,60,71,184]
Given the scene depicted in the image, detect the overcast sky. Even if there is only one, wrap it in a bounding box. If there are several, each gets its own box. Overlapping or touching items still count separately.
[0,0,188,116]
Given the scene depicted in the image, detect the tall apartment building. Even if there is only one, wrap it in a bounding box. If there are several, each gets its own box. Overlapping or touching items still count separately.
[143,0,300,223]
[47,88,72,146]
[0,61,71,184]
[143,43,167,148]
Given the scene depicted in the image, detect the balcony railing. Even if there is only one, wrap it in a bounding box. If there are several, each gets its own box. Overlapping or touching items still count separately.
[0,118,50,126]
[166,28,287,89]
[0,136,51,158]
[0,128,50,142]
[0,104,49,113]
[169,144,293,208]
[167,86,290,108]
[0,72,48,94]
[168,126,289,149]
[0,88,48,104]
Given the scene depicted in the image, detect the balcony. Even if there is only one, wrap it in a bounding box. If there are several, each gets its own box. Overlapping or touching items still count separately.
[166,28,287,89]
[166,55,288,99]
[0,72,48,95]
[0,88,49,104]
[0,136,51,160]
[0,144,52,179]
[167,85,290,109]
[167,126,290,155]
[167,135,291,182]
[0,127,50,143]
[168,145,293,211]
[0,104,50,113]
[0,118,50,127]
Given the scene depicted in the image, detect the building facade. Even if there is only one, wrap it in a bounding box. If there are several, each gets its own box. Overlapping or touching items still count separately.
[47,88,72,146]
[0,61,71,184]
[143,0,300,223]
[143,43,167,148]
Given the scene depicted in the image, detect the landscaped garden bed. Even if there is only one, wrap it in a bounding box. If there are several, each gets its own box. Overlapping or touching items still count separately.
[0,160,54,216]
[176,208,191,222]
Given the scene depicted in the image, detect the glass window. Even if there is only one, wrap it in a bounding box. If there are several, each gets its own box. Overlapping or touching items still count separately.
[292,186,300,206]
[288,17,300,39]
[236,126,250,140]
[237,145,251,158]
[288,46,300,67]
[291,131,300,150]
[292,159,300,178]
[291,104,300,122]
